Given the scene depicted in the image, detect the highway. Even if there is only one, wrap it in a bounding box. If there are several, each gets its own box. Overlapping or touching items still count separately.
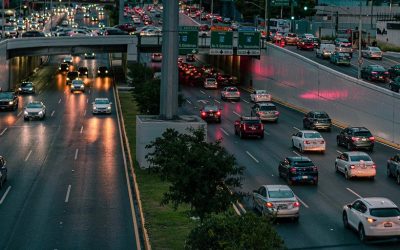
[0,6,138,249]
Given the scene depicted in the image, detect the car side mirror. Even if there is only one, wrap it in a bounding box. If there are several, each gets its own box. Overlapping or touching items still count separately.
[347,204,352,209]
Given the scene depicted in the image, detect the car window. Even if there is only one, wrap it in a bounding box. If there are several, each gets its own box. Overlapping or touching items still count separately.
[95,99,109,104]
[303,132,322,139]
[260,188,267,197]
[353,131,372,137]
[259,105,276,111]
[370,208,400,217]
[22,82,33,87]
[352,200,361,210]
[204,105,218,111]
[226,87,238,92]
[268,190,294,199]
[359,202,367,213]
[27,103,42,108]
[0,93,14,99]
[349,155,372,162]
[292,160,313,167]
[315,113,328,118]
[297,132,302,137]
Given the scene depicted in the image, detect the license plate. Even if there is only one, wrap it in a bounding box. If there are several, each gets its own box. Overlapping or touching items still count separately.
[384,222,392,227]
[302,176,308,179]
[250,127,256,130]
[362,138,367,141]
[278,205,287,209]
[209,114,214,117]
[313,141,317,144]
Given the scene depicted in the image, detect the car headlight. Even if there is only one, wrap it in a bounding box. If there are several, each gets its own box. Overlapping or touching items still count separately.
[71,85,75,89]
[85,71,88,74]
[98,70,100,73]
[67,77,70,80]
[24,111,28,115]
[8,101,13,105]
[107,106,111,110]
[105,70,108,73]
[80,85,84,89]
[28,88,33,90]
[18,87,21,91]
[93,106,97,110]
[59,67,61,70]
[38,111,43,115]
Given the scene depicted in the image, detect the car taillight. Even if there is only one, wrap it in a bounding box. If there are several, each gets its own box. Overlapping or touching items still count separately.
[275,111,280,115]
[260,124,264,130]
[244,124,247,130]
[265,202,274,208]
[312,166,318,172]
[305,140,311,144]
[236,92,240,96]
[385,71,389,75]
[290,167,296,173]
[351,137,359,141]
[372,164,376,169]
[216,111,221,116]
[350,165,355,169]
[369,136,375,141]
[320,140,325,144]
[371,71,378,74]
[293,202,300,207]
[201,112,206,116]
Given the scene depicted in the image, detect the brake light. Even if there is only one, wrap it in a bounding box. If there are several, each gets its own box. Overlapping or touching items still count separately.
[371,71,378,74]
[265,202,274,208]
[369,136,375,141]
[305,140,311,144]
[372,164,376,169]
[293,202,300,207]
[350,165,355,169]
[260,123,264,130]
[216,111,221,116]
[312,166,318,172]
[244,124,247,130]
[201,112,206,116]
[236,92,240,96]
[351,137,359,141]
[385,71,389,75]
[290,167,296,173]
[275,111,280,115]
[320,140,325,144]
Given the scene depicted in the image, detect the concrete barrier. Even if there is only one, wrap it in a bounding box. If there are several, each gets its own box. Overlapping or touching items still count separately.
[248,44,400,145]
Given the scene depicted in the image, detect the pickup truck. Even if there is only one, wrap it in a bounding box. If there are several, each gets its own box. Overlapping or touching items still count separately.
[315,43,335,59]
[0,91,19,111]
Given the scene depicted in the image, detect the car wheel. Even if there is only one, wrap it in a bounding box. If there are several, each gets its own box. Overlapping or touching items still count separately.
[335,163,339,172]
[347,142,352,151]
[24,117,28,121]
[387,166,392,177]
[345,170,351,180]
[239,131,244,139]
[343,212,350,229]
[327,127,331,132]
[291,140,295,148]
[358,224,367,242]
[370,176,375,181]
[313,178,318,185]
[397,173,400,185]
[337,137,341,146]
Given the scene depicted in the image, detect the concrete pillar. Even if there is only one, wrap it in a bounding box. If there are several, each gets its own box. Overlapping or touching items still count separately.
[127,38,138,63]
[0,43,9,90]
[119,0,124,24]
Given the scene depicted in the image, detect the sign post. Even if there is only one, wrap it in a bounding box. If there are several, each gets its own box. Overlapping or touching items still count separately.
[210,31,233,55]
[237,31,261,56]
[179,26,199,55]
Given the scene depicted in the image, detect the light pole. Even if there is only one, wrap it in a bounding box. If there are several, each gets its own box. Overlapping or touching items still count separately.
[358,0,362,79]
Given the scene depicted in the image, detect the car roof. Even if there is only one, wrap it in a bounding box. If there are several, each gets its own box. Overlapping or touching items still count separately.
[241,116,260,120]
[299,130,320,134]
[344,151,370,156]
[287,156,312,162]
[263,185,292,191]
[257,102,275,107]
[361,197,397,208]
[95,98,109,101]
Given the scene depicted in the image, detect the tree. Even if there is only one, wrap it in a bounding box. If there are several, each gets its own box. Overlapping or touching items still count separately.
[133,78,161,114]
[185,212,286,250]
[145,128,244,220]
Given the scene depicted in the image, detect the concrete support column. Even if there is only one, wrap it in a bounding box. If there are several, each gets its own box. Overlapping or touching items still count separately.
[127,38,138,63]
[119,0,124,24]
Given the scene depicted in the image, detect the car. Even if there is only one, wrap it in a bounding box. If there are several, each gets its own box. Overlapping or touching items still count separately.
[203,78,218,89]
[388,65,400,79]
[234,116,264,139]
[104,27,129,35]
[337,127,375,151]
[272,32,283,43]
[0,91,18,111]
[335,151,376,180]
[139,27,161,36]
[361,65,390,82]
[66,71,79,84]
[78,66,89,77]
[253,185,300,220]
[343,197,400,242]
[84,52,96,59]
[362,46,383,60]
[312,37,321,48]
[303,111,332,131]
[61,20,69,26]
[18,81,35,94]
[335,41,353,56]
[70,79,85,93]
[297,38,314,50]
[387,154,400,184]
[114,23,136,33]
[98,22,106,29]
[0,156,7,189]
[91,15,99,22]
[284,33,298,45]
[133,17,141,24]
[199,104,221,123]
[21,30,45,37]
[92,98,112,114]
[4,25,18,38]
[315,43,335,59]
[63,56,73,64]
[330,51,351,66]
[278,156,319,185]
[23,101,46,120]
[58,63,69,72]
[291,130,326,153]
[251,102,279,122]
[216,74,238,87]
[151,53,162,62]
[250,89,271,102]
[186,54,195,62]
[389,76,400,92]
[83,12,90,18]
[97,66,110,77]
[334,38,350,46]
[220,86,240,101]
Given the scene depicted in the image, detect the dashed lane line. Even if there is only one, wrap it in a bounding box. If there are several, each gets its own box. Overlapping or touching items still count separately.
[292,150,301,157]
[80,126,84,134]
[346,188,362,198]
[64,185,71,203]
[293,126,300,131]
[58,98,62,104]
[336,150,343,154]
[242,99,249,104]
[74,149,79,161]
[200,90,206,95]
[233,111,241,117]
[24,150,32,162]
[220,127,229,136]
[51,110,55,117]
[296,196,309,208]
[214,99,220,104]
[186,99,192,105]
[246,151,259,163]
[0,128,7,136]
[0,186,11,205]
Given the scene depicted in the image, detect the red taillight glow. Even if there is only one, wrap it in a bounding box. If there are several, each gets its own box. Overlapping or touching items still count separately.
[385,72,389,75]
[372,164,376,169]
[261,124,264,130]
[352,137,359,141]
[371,71,378,74]
[275,111,280,115]
[293,202,300,207]
[216,111,221,116]
[201,112,206,116]
[369,136,375,141]
[305,140,311,144]
[290,167,296,173]
[350,165,355,169]
[320,140,325,144]
[313,166,318,172]
[265,202,274,208]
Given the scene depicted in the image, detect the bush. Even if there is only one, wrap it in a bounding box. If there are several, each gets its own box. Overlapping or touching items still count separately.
[377,41,400,52]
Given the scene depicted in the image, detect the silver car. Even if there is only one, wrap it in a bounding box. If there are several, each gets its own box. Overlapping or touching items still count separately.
[92,98,112,114]
[203,78,218,89]
[335,151,376,180]
[251,102,279,122]
[253,185,300,220]
[24,101,46,121]
[71,79,85,93]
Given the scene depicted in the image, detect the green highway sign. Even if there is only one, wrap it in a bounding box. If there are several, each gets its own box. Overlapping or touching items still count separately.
[271,0,290,7]
[210,31,233,55]
[179,26,199,55]
[237,31,261,56]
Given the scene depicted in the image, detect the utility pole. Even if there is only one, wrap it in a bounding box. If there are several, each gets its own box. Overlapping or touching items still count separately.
[358,0,362,79]
[2,0,5,40]
[266,0,270,39]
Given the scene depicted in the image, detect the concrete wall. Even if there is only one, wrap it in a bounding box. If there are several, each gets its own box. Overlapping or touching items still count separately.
[0,42,8,90]
[376,21,400,45]
[244,44,400,144]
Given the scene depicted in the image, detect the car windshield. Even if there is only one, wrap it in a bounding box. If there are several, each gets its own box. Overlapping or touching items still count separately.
[226,88,238,92]
[349,155,372,162]
[95,99,109,104]
[268,190,294,199]
[99,67,107,71]
[206,79,216,83]
[339,53,350,57]
[370,208,400,217]
[73,80,83,85]
[0,93,13,99]
[315,113,329,118]
[204,105,218,111]
[371,66,385,71]
[304,133,322,139]
[287,33,296,37]
[68,72,78,77]
[22,82,33,87]
[354,131,372,137]
[27,103,42,108]
[370,47,381,52]
[243,119,260,124]
[259,105,276,111]
[256,90,267,94]
[292,160,314,167]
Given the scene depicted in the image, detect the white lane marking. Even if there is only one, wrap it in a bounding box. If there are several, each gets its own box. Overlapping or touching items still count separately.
[242,99,249,104]
[233,111,241,117]
[0,128,7,136]
[237,201,247,213]
[65,185,71,203]
[264,130,270,135]
[58,98,62,104]
[200,90,206,95]
[80,126,84,134]
[347,188,362,198]
[74,149,79,160]
[296,196,309,208]
[88,89,91,94]
[230,101,235,104]
[199,100,207,104]
[384,56,400,64]
[293,126,300,131]
[17,111,23,117]
[292,150,301,156]
[83,109,87,116]
[51,110,55,117]
[246,151,259,163]
[336,150,343,154]
[186,99,192,105]
[232,203,241,215]
[0,186,11,204]
[220,127,229,136]
[24,150,32,162]
[214,99,220,104]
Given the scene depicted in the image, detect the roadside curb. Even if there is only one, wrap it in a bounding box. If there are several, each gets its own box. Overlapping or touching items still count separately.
[240,86,400,150]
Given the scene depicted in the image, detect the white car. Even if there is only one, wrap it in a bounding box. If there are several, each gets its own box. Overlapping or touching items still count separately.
[362,46,383,60]
[70,79,85,93]
[253,185,300,220]
[63,56,73,64]
[140,28,161,36]
[92,98,112,114]
[335,151,376,180]
[291,130,325,153]
[203,78,218,89]
[24,101,46,121]
[343,197,400,242]
[250,89,271,102]
[220,87,240,101]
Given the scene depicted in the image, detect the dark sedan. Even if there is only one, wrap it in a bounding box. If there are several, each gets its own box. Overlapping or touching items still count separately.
[18,82,35,94]
[388,64,400,79]
[217,74,238,87]
[337,127,374,151]
[303,111,332,131]
[200,105,221,123]
[278,156,319,185]
[361,65,390,82]
[97,66,110,77]
[389,76,400,92]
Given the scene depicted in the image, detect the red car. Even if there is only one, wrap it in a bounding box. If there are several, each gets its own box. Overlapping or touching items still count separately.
[297,38,314,50]
[234,116,264,139]
[114,23,136,33]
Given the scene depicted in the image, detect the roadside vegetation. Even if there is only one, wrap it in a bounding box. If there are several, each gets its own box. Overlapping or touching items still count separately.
[377,41,400,53]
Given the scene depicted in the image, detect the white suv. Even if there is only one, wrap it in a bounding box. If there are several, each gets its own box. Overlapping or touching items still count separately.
[343,197,400,242]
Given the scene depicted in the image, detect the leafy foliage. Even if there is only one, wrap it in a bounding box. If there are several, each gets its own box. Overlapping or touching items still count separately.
[145,128,244,220]
[186,212,286,250]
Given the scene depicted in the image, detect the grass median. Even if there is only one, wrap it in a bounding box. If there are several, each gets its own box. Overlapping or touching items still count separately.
[118,91,195,249]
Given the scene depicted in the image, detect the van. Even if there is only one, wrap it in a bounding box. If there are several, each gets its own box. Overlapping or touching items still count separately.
[316,43,336,59]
